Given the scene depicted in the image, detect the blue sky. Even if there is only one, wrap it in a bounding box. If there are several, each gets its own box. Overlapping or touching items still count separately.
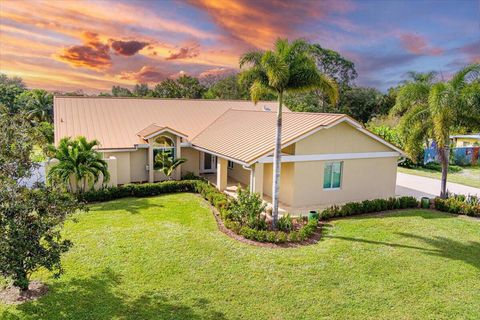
[0,0,478,92]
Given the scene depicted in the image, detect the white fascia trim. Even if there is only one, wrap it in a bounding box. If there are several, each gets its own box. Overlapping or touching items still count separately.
[180,142,192,147]
[99,148,138,153]
[144,128,188,140]
[257,151,401,163]
[190,145,249,167]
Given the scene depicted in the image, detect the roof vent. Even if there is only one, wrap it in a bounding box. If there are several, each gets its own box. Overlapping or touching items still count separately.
[263,105,271,111]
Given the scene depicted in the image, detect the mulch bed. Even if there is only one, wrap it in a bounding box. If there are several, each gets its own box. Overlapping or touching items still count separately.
[0,281,48,305]
[197,194,323,248]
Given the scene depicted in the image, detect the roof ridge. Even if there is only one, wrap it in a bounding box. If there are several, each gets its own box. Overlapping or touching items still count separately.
[226,109,346,116]
[189,108,232,141]
[54,95,277,103]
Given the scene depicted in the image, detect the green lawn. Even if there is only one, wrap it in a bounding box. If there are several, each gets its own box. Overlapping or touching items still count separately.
[398,165,480,188]
[1,193,479,319]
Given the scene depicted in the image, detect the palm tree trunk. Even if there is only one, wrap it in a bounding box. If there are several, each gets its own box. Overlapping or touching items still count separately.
[272,91,283,228]
[439,146,449,198]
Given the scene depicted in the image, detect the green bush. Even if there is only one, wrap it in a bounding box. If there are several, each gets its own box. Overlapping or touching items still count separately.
[277,231,287,243]
[229,187,267,230]
[424,162,462,173]
[320,196,418,220]
[434,196,480,217]
[277,214,293,232]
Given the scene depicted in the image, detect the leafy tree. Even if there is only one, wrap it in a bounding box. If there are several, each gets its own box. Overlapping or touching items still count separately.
[203,75,249,100]
[133,83,151,97]
[0,108,82,291]
[0,73,26,112]
[154,150,187,179]
[47,137,110,193]
[310,44,357,87]
[391,64,480,197]
[153,75,205,99]
[15,89,54,123]
[338,87,391,123]
[153,78,182,98]
[111,86,133,97]
[239,38,338,227]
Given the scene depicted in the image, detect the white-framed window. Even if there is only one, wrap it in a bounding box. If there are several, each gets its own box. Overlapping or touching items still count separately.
[323,161,342,190]
[228,160,234,169]
[153,136,175,170]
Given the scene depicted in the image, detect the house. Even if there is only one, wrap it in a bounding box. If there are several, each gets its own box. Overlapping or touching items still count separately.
[450,134,480,147]
[54,96,404,212]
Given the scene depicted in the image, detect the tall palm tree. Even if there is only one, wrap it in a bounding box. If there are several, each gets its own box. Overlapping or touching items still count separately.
[239,38,339,227]
[47,137,110,192]
[391,64,480,198]
[154,150,187,180]
[16,89,54,123]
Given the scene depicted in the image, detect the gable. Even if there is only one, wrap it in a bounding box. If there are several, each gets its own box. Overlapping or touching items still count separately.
[294,122,397,155]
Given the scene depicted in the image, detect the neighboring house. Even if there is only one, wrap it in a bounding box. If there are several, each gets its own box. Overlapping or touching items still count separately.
[450,134,480,147]
[54,96,404,211]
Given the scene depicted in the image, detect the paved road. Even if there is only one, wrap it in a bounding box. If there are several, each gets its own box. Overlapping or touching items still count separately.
[395,172,480,198]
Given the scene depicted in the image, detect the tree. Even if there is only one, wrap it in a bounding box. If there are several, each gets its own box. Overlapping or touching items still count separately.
[338,87,390,123]
[154,150,187,179]
[203,74,249,100]
[176,75,205,98]
[0,73,26,112]
[153,78,182,98]
[47,137,110,193]
[133,83,151,97]
[15,89,54,123]
[111,86,133,97]
[0,107,82,291]
[391,64,480,197]
[285,44,357,113]
[239,38,338,227]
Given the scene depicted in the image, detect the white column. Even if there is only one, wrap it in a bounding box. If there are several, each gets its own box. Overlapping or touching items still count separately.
[252,163,264,197]
[174,136,182,180]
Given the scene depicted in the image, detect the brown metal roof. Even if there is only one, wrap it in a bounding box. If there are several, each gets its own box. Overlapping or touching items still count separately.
[191,110,347,164]
[54,96,280,149]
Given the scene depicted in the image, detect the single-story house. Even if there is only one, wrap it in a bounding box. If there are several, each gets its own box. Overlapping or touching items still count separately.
[450,134,480,147]
[54,96,404,212]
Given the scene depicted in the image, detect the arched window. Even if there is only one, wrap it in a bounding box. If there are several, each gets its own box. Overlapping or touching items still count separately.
[153,136,175,169]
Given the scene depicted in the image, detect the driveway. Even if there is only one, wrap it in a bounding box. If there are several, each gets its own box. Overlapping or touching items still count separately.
[396,172,480,198]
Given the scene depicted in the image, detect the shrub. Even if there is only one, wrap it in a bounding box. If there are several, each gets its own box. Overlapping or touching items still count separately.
[434,196,480,217]
[229,187,267,230]
[424,162,462,173]
[277,214,293,232]
[288,231,299,242]
[319,196,418,220]
[266,231,277,243]
[277,231,287,243]
[298,218,318,241]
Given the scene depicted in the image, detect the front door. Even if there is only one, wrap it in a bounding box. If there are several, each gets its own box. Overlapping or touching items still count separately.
[200,152,217,173]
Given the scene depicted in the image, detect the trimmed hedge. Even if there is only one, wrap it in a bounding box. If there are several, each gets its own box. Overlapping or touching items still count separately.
[434,197,480,217]
[319,196,419,220]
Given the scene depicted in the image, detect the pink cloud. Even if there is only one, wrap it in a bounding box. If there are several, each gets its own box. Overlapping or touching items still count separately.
[400,33,443,56]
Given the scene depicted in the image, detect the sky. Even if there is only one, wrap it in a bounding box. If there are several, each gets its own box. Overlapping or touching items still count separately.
[0,0,478,93]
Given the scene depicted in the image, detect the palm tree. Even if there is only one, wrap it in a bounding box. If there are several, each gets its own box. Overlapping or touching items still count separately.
[154,150,187,179]
[47,137,109,192]
[16,89,53,123]
[391,64,480,198]
[239,38,339,227]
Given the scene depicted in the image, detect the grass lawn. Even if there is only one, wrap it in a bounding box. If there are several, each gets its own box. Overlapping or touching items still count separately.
[398,165,480,189]
[1,193,479,319]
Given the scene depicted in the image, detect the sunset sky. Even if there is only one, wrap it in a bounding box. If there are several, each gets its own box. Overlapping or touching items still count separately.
[0,0,478,93]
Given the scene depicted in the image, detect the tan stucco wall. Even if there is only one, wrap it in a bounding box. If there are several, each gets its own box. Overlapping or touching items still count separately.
[292,157,397,207]
[129,149,148,183]
[295,122,392,154]
[228,162,250,185]
[455,138,480,147]
[181,147,200,176]
[103,151,131,185]
[262,162,295,205]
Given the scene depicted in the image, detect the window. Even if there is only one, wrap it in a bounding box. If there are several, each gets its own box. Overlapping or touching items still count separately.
[228,160,234,169]
[153,136,175,169]
[323,162,342,189]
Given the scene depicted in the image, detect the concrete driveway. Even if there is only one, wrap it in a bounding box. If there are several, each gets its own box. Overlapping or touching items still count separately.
[395,172,480,198]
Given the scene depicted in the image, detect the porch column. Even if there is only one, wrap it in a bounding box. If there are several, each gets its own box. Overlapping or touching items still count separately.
[148,142,154,183]
[251,163,264,197]
[174,136,182,180]
[217,157,228,191]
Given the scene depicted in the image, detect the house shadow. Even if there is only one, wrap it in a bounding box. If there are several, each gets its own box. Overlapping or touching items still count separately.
[2,269,225,320]
[88,197,166,215]
[324,233,480,270]
[327,209,456,221]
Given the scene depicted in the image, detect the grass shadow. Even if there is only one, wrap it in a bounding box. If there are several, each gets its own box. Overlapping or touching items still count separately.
[330,209,456,221]
[88,197,166,215]
[2,269,225,320]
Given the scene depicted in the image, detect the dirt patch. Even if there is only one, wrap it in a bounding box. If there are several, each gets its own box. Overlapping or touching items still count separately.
[197,194,323,248]
[0,281,48,305]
